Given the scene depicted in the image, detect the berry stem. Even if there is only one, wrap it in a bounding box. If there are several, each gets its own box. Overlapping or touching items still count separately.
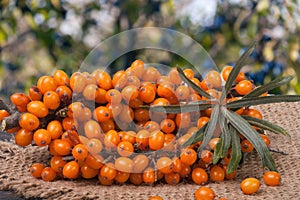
[1,111,21,131]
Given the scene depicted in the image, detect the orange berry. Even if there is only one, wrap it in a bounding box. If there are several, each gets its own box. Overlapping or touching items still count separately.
[15,128,33,147]
[27,101,49,118]
[263,171,280,186]
[149,130,165,150]
[143,167,155,184]
[47,120,63,140]
[157,157,173,174]
[43,91,60,110]
[41,167,56,181]
[194,187,215,200]
[80,164,99,179]
[165,172,180,185]
[240,178,261,195]
[52,139,72,155]
[241,139,254,153]
[10,93,31,107]
[63,161,80,179]
[132,154,149,173]
[117,141,134,157]
[50,156,67,173]
[29,86,43,101]
[30,163,45,178]
[192,168,208,185]
[180,148,197,165]
[115,157,134,173]
[37,76,58,94]
[53,69,70,86]
[100,162,117,180]
[33,129,51,146]
[235,80,253,95]
[72,144,88,160]
[93,106,111,123]
[210,165,225,182]
[206,70,222,88]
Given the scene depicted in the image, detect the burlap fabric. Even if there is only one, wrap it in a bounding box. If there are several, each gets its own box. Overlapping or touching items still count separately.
[0,102,299,200]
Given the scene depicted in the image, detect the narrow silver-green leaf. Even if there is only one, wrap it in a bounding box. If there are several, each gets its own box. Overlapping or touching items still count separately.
[176,67,212,99]
[220,41,256,100]
[222,107,277,171]
[198,106,220,153]
[213,138,223,164]
[227,126,242,174]
[182,124,207,147]
[244,76,294,98]
[140,103,212,114]
[227,95,300,109]
[242,115,289,136]
[219,118,232,158]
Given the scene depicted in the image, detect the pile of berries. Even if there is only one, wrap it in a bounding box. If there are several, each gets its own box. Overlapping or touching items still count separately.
[0,60,281,196]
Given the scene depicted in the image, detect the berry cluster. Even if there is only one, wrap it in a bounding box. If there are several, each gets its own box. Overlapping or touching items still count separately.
[0,59,283,193]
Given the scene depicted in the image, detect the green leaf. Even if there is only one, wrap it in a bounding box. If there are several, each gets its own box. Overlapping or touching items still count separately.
[140,103,212,114]
[219,118,232,158]
[220,42,256,100]
[221,107,277,171]
[244,76,294,98]
[198,106,220,152]
[176,67,212,99]
[242,116,289,136]
[213,138,223,164]
[227,125,242,174]
[182,124,207,147]
[227,95,300,109]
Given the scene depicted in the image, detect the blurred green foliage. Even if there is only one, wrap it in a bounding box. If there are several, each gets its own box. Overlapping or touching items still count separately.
[1,0,300,99]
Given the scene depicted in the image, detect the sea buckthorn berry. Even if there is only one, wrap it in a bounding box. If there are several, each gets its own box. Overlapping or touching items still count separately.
[80,164,98,179]
[169,68,182,85]
[244,109,263,119]
[149,195,164,200]
[87,138,103,155]
[29,86,43,101]
[139,85,156,103]
[132,154,149,173]
[263,171,280,186]
[94,87,107,104]
[142,67,159,82]
[115,157,134,173]
[53,69,70,86]
[95,70,112,90]
[235,80,253,95]
[157,157,173,174]
[189,93,202,102]
[118,105,134,123]
[157,82,175,99]
[179,163,191,178]
[56,85,72,102]
[112,70,128,89]
[50,156,67,173]
[33,129,51,146]
[197,116,210,129]
[84,120,102,139]
[47,120,63,140]
[30,163,45,178]
[160,119,175,133]
[37,76,58,94]
[206,70,222,89]
[127,75,141,87]
[223,165,237,180]
[192,168,208,185]
[136,130,150,150]
[143,167,156,184]
[68,102,85,119]
[70,72,87,93]
[72,144,88,160]
[114,171,130,184]
[98,174,114,186]
[210,165,225,182]
[94,106,111,123]
[129,97,143,109]
[201,150,213,164]
[163,133,175,151]
[0,110,10,121]
[129,59,145,78]
[165,172,180,185]
[183,68,194,79]
[227,97,244,115]
[117,141,134,157]
[149,130,165,150]
[241,139,254,153]
[194,187,215,200]
[134,108,150,123]
[43,91,60,110]
[144,121,160,132]
[41,167,56,181]
[175,85,190,101]
[222,66,245,82]
[240,178,261,195]
[100,163,117,180]
[63,161,80,179]
[27,101,49,118]
[10,93,31,107]
[208,138,220,151]
[104,130,120,149]
[100,118,115,133]
[53,139,72,155]
[85,154,104,170]
[175,113,191,129]
[105,89,122,104]
[17,106,27,112]
[223,149,232,165]
[172,157,182,173]
[180,148,197,165]
[121,131,136,144]
[121,85,139,102]
[106,102,123,118]
[130,173,143,186]
[62,117,78,131]
[15,129,33,146]
[82,84,98,101]
[260,134,270,147]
